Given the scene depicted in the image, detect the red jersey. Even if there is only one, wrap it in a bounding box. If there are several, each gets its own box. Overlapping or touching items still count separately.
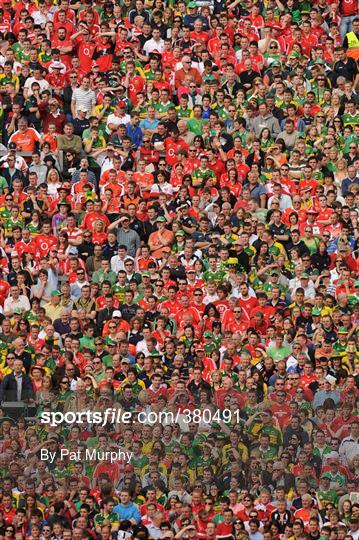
[75,38,96,72]
[127,75,146,106]
[270,403,292,429]
[35,234,57,257]
[238,296,259,313]
[82,211,110,232]
[164,137,189,167]
[0,279,10,306]
[93,42,114,71]
[340,0,358,16]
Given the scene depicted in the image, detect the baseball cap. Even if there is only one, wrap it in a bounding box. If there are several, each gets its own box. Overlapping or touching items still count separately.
[337,327,349,334]
[51,290,62,296]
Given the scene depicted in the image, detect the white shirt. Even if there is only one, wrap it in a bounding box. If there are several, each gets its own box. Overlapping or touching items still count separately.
[203,293,219,305]
[143,38,165,55]
[71,87,96,115]
[339,436,359,466]
[288,276,302,291]
[150,182,174,196]
[38,329,62,346]
[286,355,298,370]
[24,77,50,96]
[32,9,53,25]
[106,113,130,132]
[0,154,27,172]
[4,295,30,315]
[111,254,133,273]
[136,339,151,356]
[294,283,316,298]
[268,194,293,211]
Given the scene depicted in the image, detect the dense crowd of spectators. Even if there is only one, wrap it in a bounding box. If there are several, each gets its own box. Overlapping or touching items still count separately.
[0,0,357,540]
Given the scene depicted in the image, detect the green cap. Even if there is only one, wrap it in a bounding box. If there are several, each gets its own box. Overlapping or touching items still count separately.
[271,269,280,276]
[314,58,325,64]
[51,290,63,297]
[142,271,151,277]
[157,216,166,222]
[204,332,212,338]
[188,1,196,7]
[300,273,309,279]
[337,327,349,334]
[271,60,281,68]
[175,229,185,236]
[355,280,359,287]
[13,307,22,314]
[312,308,321,316]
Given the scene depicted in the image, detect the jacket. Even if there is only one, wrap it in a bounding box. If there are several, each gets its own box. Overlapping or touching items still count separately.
[0,372,35,402]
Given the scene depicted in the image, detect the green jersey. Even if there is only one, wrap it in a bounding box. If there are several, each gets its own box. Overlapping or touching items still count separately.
[175,106,192,118]
[342,113,359,127]
[112,284,130,303]
[94,512,120,528]
[156,101,175,115]
[203,268,226,284]
[187,117,204,135]
[192,167,216,187]
[247,422,283,448]
[0,176,7,194]
[317,488,339,507]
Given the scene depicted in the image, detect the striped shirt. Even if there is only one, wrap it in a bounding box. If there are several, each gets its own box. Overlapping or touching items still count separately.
[71,88,96,115]
[116,227,140,258]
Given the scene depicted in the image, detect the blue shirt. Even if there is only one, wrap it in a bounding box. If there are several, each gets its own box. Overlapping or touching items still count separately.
[126,123,143,148]
[140,118,160,131]
[341,175,359,197]
[113,502,141,524]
